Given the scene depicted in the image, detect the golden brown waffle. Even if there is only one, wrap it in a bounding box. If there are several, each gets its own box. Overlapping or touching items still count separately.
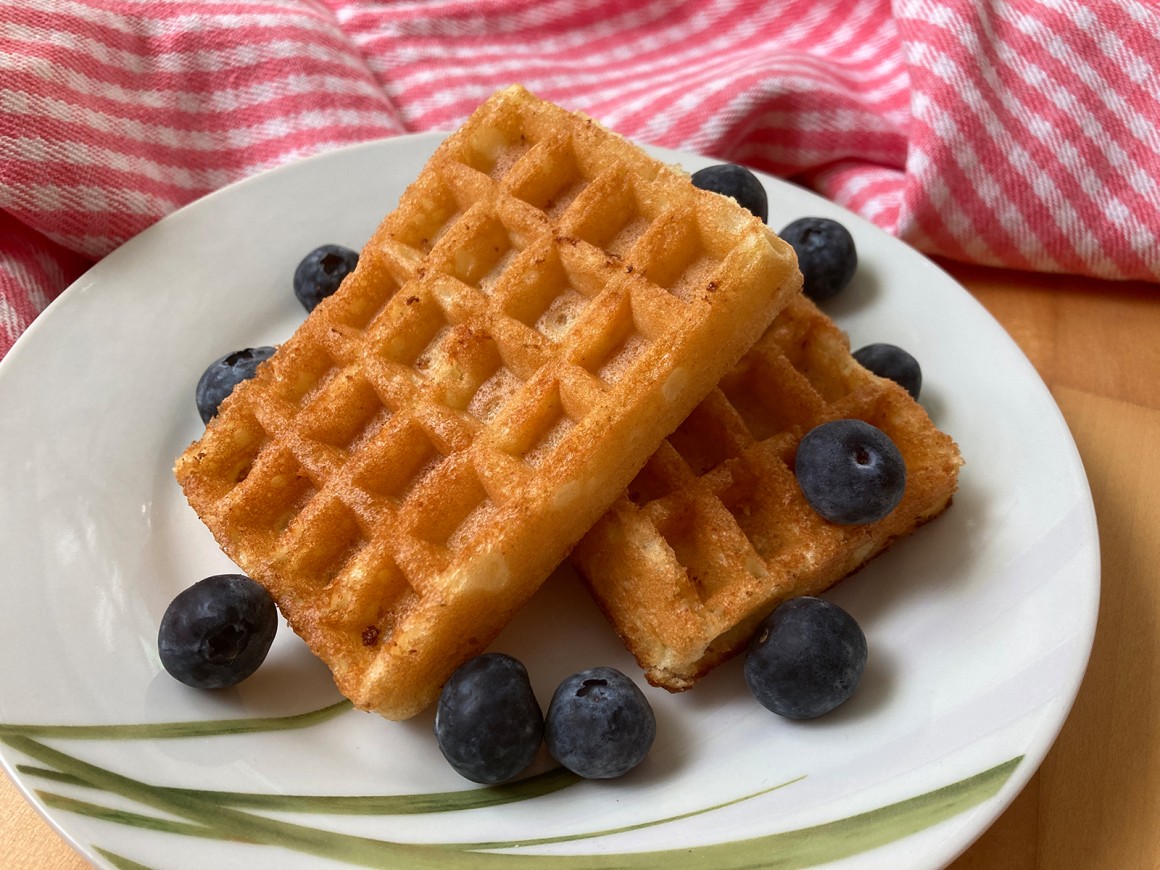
[174,85,802,720]
[571,294,962,691]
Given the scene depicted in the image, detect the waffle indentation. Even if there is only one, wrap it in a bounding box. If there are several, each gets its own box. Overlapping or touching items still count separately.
[536,289,589,343]
[466,364,523,424]
[325,255,402,331]
[283,496,369,587]
[407,457,490,548]
[637,211,723,304]
[626,445,684,507]
[414,324,504,412]
[459,224,518,293]
[376,291,449,368]
[785,335,862,403]
[335,552,419,647]
[231,447,317,534]
[714,462,785,565]
[522,407,575,468]
[352,418,443,502]
[455,124,535,182]
[299,370,392,451]
[508,140,589,220]
[666,393,743,476]
[267,346,338,408]
[718,355,820,443]
[571,288,652,385]
[386,175,463,259]
[653,499,735,604]
[501,247,598,345]
[496,380,577,467]
[193,411,268,493]
[566,171,662,259]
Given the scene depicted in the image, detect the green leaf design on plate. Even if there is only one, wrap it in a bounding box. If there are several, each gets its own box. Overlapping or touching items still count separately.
[39,791,220,840]
[1,701,1023,868]
[7,735,480,868]
[20,763,581,815]
[5,731,1021,868]
[28,756,799,850]
[549,756,1022,869]
[459,774,806,851]
[0,698,351,740]
[93,848,161,870]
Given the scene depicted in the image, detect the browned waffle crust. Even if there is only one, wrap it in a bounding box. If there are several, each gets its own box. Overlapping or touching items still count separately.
[174,85,802,719]
[571,294,963,691]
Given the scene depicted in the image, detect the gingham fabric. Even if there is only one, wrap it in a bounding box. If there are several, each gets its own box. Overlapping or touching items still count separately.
[2,0,1158,358]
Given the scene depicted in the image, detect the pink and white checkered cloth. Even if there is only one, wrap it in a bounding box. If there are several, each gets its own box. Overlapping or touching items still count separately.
[2,0,1158,359]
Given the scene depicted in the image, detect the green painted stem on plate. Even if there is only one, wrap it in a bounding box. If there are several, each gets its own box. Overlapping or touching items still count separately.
[93,847,162,870]
[20,763,581,815]
[37,791,222,840]
[544,755,1023,869]
[460,775,806,851]
[0,699,352,740]
[4,735,529,868]
[33,764,798,851]
[8,732,1022,869]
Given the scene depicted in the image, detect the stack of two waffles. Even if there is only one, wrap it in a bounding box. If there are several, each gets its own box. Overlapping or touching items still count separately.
[175,86,961,720]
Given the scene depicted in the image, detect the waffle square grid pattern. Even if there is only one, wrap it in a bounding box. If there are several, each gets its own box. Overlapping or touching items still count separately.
[572,294,963,692]
[175,86,801,719]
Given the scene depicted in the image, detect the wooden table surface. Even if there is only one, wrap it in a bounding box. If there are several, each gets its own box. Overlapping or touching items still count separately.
[2,259,1157,869]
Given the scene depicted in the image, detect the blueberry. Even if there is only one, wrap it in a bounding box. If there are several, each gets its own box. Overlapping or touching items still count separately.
[853,343,922,400]
[544,667,655,779]
[778,217,857,302]
[690,163,769,222]
[158,574,278,689]
[795,419,906,524]
[294,244,359,312]
[434,653,544,784]
[195,346,275,424]
[744,596,868,719]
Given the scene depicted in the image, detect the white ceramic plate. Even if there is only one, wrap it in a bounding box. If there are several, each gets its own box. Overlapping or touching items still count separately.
[0,134,1099,870]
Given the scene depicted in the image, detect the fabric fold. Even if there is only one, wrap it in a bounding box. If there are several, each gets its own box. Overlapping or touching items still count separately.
[1,0,1157,359]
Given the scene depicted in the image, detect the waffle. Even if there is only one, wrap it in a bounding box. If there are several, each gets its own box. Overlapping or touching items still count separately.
[571,294,962,691]
[174,85,802,720]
